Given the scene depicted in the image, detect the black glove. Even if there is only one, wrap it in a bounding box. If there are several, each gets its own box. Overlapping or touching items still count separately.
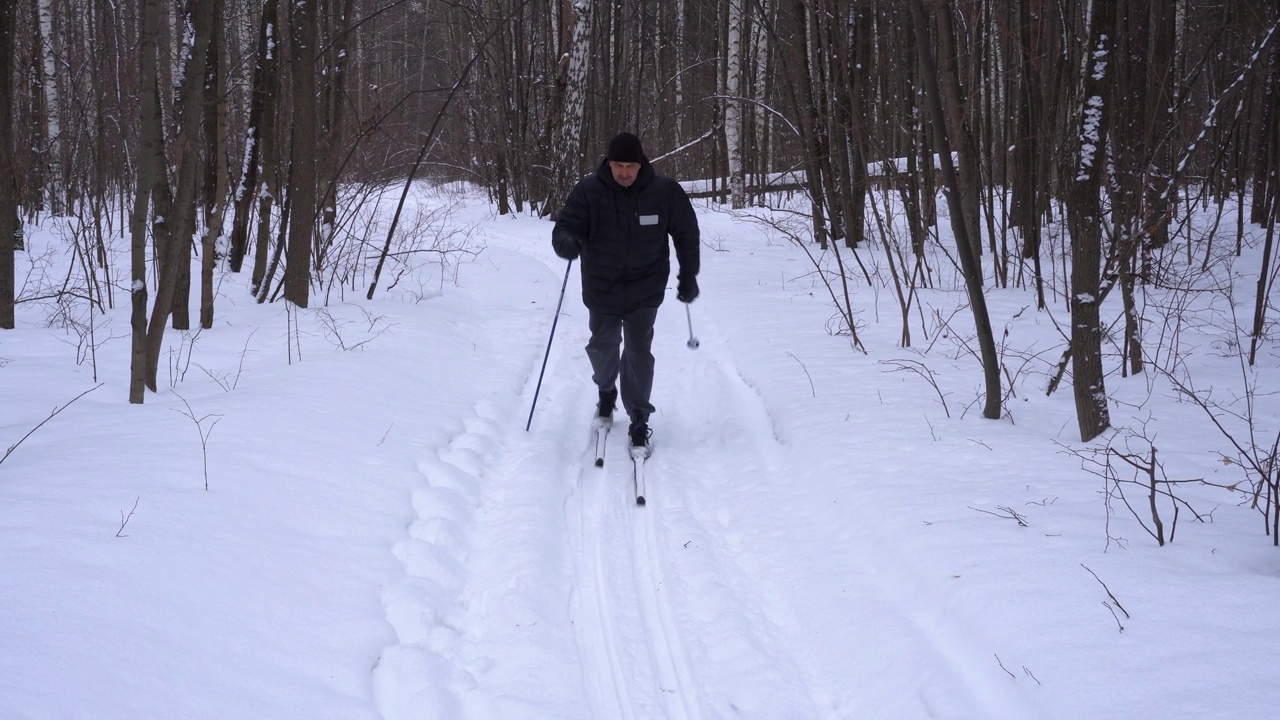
[677,274,699,303]
[552,231,581,260]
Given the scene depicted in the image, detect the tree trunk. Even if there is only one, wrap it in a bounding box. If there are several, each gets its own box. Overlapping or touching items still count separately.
[910,0,1002,421]
[228,0,278,274]
[36,0,61,213]
[129,0,164,402]
[1065,0,1117,442]
[144,0,216,389]
[725,0,745,209]
[1145,0,1178,246]
[845,3,872,250]
[933,0,983,275]
[250,0,282,296]
[1253,33,1280,226]
[316,0,356,267]
[546,0,592,217]
[0,0,16,330]
[1249,190,1278,366]
[200,2,227,330]
[1012,0,1046,308]
[284,0,318,308]
[788,0,828,247]
[1115,0,1150,378]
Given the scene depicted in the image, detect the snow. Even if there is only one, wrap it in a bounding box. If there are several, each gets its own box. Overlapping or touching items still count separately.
[2,186,1278,719]
[1090,36,1109,81]
[1077,96,1104,180]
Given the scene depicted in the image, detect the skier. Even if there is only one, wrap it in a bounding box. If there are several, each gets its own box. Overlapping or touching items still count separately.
[551,131,701,455]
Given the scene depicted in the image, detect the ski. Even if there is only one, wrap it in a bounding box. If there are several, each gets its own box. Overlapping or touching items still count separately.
[591,418,611,467]
[630,446,649,505]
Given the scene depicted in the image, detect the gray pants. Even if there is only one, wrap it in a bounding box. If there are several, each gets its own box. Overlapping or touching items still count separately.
[586,305,658,423]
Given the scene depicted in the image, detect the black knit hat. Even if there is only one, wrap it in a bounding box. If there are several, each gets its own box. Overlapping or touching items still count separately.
[607,132,645,163]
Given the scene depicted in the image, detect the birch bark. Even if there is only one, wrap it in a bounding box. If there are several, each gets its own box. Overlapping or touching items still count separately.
[549,0,592,215]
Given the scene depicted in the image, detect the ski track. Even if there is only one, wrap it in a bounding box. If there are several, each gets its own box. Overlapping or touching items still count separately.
[371,245,1034,718]
[650,350,831,717]
[569,439,638,720]
[632,491,703,719]
[657,311,1040,719]
[568,423,703,720]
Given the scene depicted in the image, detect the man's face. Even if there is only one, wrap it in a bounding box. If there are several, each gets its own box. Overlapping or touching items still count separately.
[609,161,641,188]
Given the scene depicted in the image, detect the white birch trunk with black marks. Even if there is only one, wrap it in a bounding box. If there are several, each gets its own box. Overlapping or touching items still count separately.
[549,0,592,215]
[725,0,745,209]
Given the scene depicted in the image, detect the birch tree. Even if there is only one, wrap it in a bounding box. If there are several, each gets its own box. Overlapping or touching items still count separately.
[35,0,60,212]
[724,0,745,209]
[547,0,592,216]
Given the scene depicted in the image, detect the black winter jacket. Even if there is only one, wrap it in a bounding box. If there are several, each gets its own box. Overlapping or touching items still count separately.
[552,157,700,314]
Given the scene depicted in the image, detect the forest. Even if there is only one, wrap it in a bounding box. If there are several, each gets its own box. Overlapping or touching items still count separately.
[0,0,1278,441]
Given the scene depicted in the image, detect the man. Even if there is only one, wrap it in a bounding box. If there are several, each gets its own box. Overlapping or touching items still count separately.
[551,132,700,455]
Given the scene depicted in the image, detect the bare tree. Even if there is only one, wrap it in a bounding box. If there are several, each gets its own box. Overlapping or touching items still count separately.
[227,0,277,275]
[1066,0,1118,442]
[282,0,320,308]
[250,0,283,297]
[1113,0,1152,378]
[200,0,228,329]
[0,0,15,330]
[129,0,165,402]
[932,0,982,274]
[138,0,218,393]
[911,0,1002,420]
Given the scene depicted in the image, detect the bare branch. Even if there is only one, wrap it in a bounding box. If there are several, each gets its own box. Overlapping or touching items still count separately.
[1,384,103,468]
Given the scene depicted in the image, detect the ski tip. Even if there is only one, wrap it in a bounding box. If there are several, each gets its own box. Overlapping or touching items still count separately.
[594,458,604,468]
[636,495,646,506]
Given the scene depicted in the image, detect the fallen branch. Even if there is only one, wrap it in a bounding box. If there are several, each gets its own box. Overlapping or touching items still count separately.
[970,505,1028,527]
[1,384,103,468]
[787,352,816,397]
[116,496,140,538]
[1083,563,1129,633]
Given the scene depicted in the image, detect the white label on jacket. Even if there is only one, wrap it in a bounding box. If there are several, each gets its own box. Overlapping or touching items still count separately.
[638,214,659,226]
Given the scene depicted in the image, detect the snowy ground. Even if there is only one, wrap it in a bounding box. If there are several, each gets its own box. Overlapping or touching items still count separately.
[2,186,1278,719]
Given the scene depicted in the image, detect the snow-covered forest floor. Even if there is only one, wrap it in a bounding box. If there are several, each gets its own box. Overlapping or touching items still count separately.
[2,184,1277,719]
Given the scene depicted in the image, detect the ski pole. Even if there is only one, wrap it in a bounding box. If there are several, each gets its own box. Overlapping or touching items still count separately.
[526,259,574,431]
[685,304,700,350]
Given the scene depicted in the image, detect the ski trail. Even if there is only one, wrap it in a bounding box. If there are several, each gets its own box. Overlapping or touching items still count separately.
[565,416,707,720]
[567,451,637,720]
[653,313,1041,718]
[632,497,702,720]
[647,354,829,717]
